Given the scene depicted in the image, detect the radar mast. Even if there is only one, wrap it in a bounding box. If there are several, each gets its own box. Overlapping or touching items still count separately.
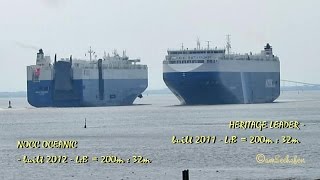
[88,46,95,61]
[197,37,201,50]
[206,41,211,50]
[226,35,231,55]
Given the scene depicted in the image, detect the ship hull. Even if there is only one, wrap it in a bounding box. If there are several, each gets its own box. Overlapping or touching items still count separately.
[163,71,280,105]
[27,79,147,107]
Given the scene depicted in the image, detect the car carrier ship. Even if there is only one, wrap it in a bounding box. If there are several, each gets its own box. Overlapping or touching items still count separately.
[27,48,148,107]
[163,36,280,105]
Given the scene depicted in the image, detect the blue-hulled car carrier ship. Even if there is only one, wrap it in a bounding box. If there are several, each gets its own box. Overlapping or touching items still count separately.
[27,48,148,107]
[163,37,280,105]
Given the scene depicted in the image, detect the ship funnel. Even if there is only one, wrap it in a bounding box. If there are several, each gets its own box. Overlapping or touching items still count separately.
[54,54,57,64]
[36,49,44,62]
[264,43,273,55]
[70,55,72,64]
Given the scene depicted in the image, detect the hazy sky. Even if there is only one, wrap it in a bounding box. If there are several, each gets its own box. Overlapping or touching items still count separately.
[0,0,320,91]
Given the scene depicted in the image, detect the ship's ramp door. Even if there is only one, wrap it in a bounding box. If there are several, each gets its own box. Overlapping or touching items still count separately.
[53,61,79,100]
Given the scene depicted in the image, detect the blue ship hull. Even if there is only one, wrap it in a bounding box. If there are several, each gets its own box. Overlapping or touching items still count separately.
[163,72,280,105]
[27,79,147,107]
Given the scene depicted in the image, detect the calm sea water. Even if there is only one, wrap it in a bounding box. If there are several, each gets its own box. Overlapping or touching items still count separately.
[0,91,320,180]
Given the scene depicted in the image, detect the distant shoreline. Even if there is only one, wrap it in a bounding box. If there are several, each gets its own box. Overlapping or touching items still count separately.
[1,87,320,98]
[0,91,26,98]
